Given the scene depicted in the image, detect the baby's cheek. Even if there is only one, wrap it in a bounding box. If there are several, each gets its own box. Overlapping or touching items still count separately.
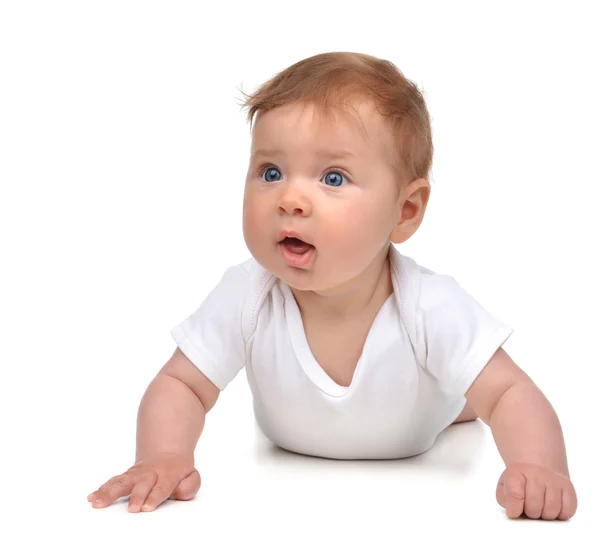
[243,207,271,250]
[339,210,379,244]
[243,200,262,231]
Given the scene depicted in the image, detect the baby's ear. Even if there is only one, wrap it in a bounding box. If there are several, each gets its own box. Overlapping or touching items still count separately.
[389,178,430,243]
[389,228,413,245]
[389,223,421,244]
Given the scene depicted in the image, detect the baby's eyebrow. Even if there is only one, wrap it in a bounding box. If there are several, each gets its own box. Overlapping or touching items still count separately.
[251,148,356,160]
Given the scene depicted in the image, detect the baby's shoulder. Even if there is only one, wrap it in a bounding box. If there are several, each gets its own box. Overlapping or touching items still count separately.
[206,256,272,305]
[417,268,463,312]
[396,253,466,315]
[234,256,276,292]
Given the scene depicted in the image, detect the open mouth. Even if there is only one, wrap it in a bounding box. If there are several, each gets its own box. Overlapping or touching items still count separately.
[278,236,316,267]
[279,236,315,255]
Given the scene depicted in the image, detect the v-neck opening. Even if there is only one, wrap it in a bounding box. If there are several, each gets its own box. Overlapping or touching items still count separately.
[280,245,408,398]
[282,282,395,397]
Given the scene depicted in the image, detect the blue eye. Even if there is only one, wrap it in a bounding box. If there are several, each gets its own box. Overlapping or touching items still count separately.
[262,167,281,183]
[323,171,348,187]
[258,165,349,187]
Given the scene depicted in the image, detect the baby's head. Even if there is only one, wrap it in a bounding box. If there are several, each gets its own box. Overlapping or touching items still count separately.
[238,52,433,294]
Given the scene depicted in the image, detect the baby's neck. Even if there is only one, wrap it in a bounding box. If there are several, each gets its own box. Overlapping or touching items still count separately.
[291,248,393,321]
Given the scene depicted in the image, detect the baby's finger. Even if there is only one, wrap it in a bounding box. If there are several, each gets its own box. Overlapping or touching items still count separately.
[558,485,578,521]
[88,475,122,505]
[523,479,545,519]
[139,477,177,512]
[541,486,562,520]
[90,474,134,508]
[169,468,201,501]
[495,480,505,508]
[128,472,159,513]
[503,472,526,519]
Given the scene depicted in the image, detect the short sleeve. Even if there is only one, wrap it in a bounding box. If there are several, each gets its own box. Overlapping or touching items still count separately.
[419,275,514,396]
[170,264,250,391]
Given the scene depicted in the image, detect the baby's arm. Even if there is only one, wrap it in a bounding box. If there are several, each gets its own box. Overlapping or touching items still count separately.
[465,347,577,520]
[136,347,220,460]
[88,348,220,512]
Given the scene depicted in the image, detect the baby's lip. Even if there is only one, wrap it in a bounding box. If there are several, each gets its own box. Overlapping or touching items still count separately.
[278,229,314,246]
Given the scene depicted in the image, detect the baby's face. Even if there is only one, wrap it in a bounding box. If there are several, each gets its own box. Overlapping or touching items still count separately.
[243,100,402,293]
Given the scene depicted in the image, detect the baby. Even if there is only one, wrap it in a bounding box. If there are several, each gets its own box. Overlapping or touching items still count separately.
[88,52,577,520]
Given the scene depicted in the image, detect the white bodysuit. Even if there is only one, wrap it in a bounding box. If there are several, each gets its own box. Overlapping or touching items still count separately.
[170,244,513,460]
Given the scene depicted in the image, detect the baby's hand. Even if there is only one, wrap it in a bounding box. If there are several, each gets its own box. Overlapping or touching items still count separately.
[87,453,200,512]
[496,462,577,520]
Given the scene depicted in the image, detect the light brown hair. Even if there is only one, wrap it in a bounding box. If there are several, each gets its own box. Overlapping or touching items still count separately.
[237,51,433,188]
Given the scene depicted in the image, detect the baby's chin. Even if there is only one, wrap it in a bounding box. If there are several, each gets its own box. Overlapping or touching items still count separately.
[271,263,319,291]
[272,266,346,295]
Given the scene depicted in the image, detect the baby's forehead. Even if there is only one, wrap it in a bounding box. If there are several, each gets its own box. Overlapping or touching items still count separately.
[251,101,394,160]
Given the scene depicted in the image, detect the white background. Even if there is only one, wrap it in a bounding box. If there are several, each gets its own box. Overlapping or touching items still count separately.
[1,1,598,544]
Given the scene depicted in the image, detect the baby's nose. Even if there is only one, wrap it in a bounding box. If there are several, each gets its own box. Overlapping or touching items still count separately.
[278,186,312,216]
